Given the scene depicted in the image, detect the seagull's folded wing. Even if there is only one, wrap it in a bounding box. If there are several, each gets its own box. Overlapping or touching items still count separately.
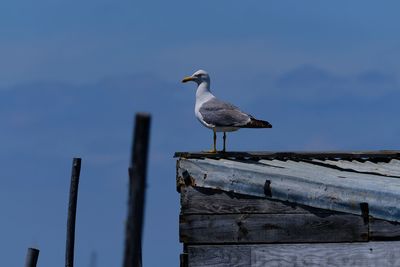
[199,98,251,127]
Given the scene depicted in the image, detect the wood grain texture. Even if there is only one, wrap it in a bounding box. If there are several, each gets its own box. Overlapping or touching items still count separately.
[187,242,400,267]
[177,158,400,223]
[312,159,400,178]
[180,187,400,241]
[181,186,332,215]
[180,213,368,244]
[188,246,250,267]
[370,217,400,240]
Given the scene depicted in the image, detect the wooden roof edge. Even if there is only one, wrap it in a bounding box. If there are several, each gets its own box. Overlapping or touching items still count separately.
[174,150,400,160]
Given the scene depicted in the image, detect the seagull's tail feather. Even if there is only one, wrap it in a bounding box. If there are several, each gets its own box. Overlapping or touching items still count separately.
[244,118,272,128]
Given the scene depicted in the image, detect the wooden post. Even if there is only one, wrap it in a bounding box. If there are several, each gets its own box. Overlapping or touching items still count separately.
[123,113,151,267]
[65,158,82,267]
[25,248,39,267]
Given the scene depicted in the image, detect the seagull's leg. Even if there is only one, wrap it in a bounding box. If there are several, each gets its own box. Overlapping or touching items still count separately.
[222,132,227,152]
[212,129,217,153]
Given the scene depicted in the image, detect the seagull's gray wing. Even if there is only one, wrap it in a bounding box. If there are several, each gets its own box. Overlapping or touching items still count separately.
[199,98,251,127]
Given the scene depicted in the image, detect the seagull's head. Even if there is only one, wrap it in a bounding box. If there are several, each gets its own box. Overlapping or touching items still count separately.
[181,69,210,85]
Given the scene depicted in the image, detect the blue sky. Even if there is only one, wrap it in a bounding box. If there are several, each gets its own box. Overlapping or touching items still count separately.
[1,1,400,266]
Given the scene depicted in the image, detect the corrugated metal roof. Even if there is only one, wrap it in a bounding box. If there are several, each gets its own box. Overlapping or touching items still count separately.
[176,151,400,222]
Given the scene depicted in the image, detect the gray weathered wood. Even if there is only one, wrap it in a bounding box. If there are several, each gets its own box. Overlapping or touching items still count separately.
[188,246,250,267]
[312,159,400,178]
[187,242,400,267]
[180,213,368,244]
[177,158,400,223]
[370,217,400,240]
[175,151,400,161]
[181,186,331,215]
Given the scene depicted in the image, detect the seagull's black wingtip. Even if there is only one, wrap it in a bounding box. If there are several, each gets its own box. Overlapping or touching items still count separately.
[245,118,272,128]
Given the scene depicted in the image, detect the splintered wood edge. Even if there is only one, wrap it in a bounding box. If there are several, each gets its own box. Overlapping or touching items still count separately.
[174,151,400,161]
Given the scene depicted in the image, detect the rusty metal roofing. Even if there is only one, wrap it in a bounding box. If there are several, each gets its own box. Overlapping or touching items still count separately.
[175,151,400,222]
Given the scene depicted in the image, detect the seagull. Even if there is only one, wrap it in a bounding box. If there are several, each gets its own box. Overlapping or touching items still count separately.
[182,69,272,153]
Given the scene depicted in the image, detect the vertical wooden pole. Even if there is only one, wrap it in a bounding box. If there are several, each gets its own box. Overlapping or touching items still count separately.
[25,248,39,267]
[123,113,151,267]
[65,158,82,267]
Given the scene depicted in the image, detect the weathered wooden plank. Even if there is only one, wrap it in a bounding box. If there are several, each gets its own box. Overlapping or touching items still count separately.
[188,246,250,267]
[253,242,400,267]
[177,158,400,223]
[180,213,368,244]
[181,186,332,215]
[259,159,400,181]
[312,159,400,178]
[188,242,400,267]
[370,217,400,240]
[175,151,400,161]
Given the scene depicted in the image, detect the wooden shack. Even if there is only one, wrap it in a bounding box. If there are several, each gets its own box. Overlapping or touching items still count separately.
[175,151,400,267]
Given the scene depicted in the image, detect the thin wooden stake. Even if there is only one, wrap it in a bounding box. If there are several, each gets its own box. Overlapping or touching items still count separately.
[123,113,151,267]
[65,158,82,267]
[25,248,39,267]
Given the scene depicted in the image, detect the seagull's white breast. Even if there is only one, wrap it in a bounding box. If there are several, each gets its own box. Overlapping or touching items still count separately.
[194,84,215,129]
[195,98,214,129]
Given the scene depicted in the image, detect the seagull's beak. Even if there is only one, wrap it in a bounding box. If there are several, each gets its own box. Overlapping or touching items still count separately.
[182,76,195,83]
